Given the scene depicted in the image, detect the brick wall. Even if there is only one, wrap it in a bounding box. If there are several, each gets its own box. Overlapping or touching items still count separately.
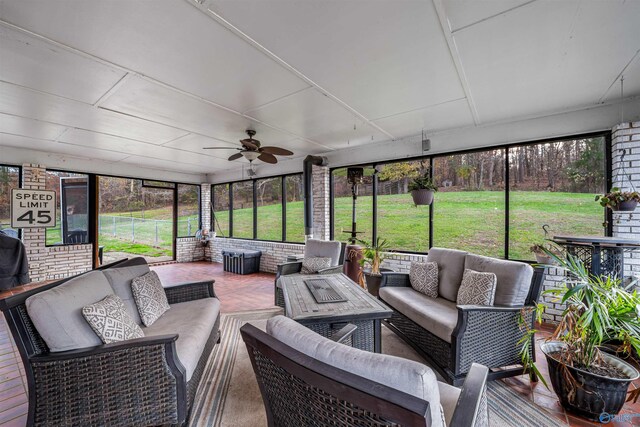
[210,238,304,273]
[312,164,330,240]
[21,164,93,282]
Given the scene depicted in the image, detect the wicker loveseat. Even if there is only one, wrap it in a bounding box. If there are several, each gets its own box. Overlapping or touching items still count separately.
[379,248,544,386]
[0,257,220,426]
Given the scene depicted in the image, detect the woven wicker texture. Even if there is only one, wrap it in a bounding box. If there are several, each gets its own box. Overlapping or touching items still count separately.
[32,344,179,426]
[253,350,404,427]
[16,304,48,356]
[275,286,285,308]
[475,386,489,427]
[165,282,213,304]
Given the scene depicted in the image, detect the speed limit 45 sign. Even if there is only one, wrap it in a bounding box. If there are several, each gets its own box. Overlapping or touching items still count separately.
[11,189,56,228]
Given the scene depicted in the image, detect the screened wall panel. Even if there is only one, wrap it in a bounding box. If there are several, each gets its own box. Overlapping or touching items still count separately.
[285,174,304,242]
[256,177,282,241]
[0,165,20,236]
[177,184,200,237]
[46,171,89,245]
[212,184,230,237]
[332,166,374,244]
[232,181,253,239]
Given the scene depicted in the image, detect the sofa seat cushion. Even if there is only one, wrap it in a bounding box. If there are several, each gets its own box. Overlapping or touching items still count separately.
[103,261,150,324]
[26,271,115,352]
[426,248,468,302]
[267,315,446,427]
[143,297,220,381]
[379,287,458,344]
[464,254,533,306]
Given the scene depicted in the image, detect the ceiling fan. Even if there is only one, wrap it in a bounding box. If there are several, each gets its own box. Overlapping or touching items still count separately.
[203,130,293,164]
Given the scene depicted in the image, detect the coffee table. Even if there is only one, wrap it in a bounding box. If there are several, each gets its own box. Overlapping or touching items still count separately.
[278,273,392,352]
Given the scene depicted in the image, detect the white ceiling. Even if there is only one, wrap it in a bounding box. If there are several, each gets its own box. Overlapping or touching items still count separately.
[0,0,638,182]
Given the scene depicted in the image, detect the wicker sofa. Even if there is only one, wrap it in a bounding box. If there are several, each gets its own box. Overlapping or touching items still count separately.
[379,248,544,386]
[0,257,220,426]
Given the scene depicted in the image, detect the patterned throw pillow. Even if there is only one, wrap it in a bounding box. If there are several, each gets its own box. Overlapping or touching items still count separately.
[300,257,332,274]
[457,269,497,306]
[409,261,439,297]
[131,271,170,327]
[82,294,144,344]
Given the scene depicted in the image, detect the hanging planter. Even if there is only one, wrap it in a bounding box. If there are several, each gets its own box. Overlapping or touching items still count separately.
[595,187,640,212]
[408,171,437,206]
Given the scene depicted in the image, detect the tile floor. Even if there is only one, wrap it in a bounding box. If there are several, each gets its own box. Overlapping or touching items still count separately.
[0,261,638,426]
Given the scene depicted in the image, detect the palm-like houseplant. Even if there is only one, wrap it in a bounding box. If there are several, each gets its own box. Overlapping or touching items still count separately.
[357,237,392,296]
[519,247,640,420]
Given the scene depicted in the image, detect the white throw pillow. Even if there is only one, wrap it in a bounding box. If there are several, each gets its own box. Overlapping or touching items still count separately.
[457,269,497,306]
[300,257,332,274]
[82,294,144,344]
[131,271,171,326]
[409,261,439,298]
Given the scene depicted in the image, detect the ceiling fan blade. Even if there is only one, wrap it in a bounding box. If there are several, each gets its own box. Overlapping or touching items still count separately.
[240,138,259,150]
[260,146,293,156]
[203,146,242,150]
[258,152,278,164]
[228,152,244,161]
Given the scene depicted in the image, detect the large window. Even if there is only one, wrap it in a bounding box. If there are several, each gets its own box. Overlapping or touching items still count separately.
[508,137,606,260]
[177,184,200,237]
[377,160,430,252]
[256,177,282,241]
[285,175,304,242]
[0,165,20,236]
[232,181,254,239]
[332,166,374,244]
[330,133,608,259]
[212,184,230,237]
[45,171,89,245]
[433,149,505,257]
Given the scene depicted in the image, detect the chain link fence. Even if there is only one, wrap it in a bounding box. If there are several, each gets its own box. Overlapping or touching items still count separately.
[98,215,198,246]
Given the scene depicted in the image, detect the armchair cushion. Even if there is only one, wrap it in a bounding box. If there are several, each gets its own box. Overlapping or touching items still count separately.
[131,271,170,326]
[26,271,114,352]
[304,239,342,266]
[267,315,446,427]
[456,269,497,306]
[379,287,458,343]
[301,256,332,274]
[426,248,468,302]
[464,254,533,306]
[82,294,144,344]
[143,297,220,381]
[438,382,462,426]
[103,263,150,324]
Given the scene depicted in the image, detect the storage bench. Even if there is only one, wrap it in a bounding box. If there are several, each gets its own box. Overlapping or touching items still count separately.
[222,249,262,274]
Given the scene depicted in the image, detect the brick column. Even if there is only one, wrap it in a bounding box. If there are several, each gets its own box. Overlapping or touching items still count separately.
[21,164,92,281]
[312,164,330,240]
[176,183,211,263]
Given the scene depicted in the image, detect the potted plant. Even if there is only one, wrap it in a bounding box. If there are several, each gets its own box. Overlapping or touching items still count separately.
[408,172,437,206]
[519,248,640,421]
[529,243,560,264]
[357,237,393,297]
[595,187,640,211]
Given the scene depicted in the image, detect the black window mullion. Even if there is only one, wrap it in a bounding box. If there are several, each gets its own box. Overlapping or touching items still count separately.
[329,171,335,240]
[229,183,234,238]
[504,148,510,260]
[281,176,287,242]
[372,167,378,244]
[253,180,258,240]
[428,157,434,250]
[605,132,613,237]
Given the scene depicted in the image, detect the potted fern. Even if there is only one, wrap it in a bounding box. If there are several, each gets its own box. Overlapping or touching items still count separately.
[408,172,437,206]
[519,248,640,421]
[357,237,393,296]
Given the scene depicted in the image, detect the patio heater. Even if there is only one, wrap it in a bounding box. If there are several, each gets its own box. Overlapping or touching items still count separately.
[343,167,364,283]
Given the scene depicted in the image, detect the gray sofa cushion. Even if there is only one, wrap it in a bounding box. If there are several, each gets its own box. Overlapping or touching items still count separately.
[103,263,150,324]
[427,248,468,302]
[267,315,445,427]
[457,269,497,306]
[379,287,458,344]
[143,297,220,381]
[26,271,114,352]
[304,239,342,266]
[464,254,533,306]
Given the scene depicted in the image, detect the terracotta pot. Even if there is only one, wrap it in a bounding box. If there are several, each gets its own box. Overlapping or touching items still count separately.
[613,200,638,212]
[410,189,434,205]
[344,245,363,284]
[534,253,555,265]
[363,267,393,297]
[541,341,639,421]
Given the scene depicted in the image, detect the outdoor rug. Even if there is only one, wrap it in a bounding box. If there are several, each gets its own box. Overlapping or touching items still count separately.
[189,309,567,427]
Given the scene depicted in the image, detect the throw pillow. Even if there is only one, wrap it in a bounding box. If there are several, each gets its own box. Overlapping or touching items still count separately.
[300,257,332,274]
[82,294,144,344]
[409,261,438,297]
[457,269,497,306]
[131,271,171,327]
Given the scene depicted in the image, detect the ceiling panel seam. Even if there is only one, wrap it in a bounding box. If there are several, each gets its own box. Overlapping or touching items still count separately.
[598,49,640,104]
[450,0,539,34]
[184,0,395,140]
[370,97,468,122]
[431,0,481,125]
[92,73,133,107]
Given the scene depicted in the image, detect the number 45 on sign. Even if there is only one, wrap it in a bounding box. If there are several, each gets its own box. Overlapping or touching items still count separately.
[11,189,57,228]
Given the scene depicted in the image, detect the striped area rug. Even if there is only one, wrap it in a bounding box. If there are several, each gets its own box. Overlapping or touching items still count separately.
[189,310,566,427]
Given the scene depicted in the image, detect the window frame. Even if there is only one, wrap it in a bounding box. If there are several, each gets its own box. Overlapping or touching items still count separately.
[0,164,22,238]
[329,131,612,261]
[176,183,202,238]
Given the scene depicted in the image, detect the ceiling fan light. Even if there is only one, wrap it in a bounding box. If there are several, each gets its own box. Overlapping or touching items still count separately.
[243,151,260,161]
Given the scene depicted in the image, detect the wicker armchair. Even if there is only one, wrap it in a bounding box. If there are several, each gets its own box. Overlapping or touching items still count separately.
[380,267,544,386]
[241,317,489,427]
[0,258,220,426]
[274,240,346,307]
